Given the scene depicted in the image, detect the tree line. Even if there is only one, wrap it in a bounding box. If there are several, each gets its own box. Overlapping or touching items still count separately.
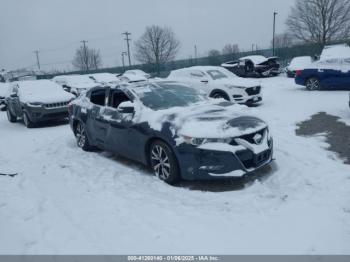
[72,0,350,74]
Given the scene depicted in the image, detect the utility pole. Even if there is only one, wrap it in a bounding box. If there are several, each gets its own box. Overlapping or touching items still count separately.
[121,52,127,71]
[272,12,278,56]
[34,50,40,71]
[80,40,89,71]
[194,45,198,64]
[122,31,132,66]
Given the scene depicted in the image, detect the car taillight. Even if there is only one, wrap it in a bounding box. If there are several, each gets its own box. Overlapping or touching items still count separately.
[295,70,302,76]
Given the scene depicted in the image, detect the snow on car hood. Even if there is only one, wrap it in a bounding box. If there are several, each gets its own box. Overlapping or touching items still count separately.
[287,56,313,71]
[137,100,267,139]
[20,89,75,104]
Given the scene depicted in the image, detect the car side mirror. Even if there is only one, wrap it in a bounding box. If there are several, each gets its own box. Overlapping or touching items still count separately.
[201,79,209,84]
[118,101,134,114]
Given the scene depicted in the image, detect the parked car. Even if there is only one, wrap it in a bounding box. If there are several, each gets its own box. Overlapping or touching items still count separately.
[0,82,9,111]
[87,73,120,86]
[286,56,313,78]
[167,66,262,105]
[6,80,75,127]
[222,55,280,78]
[120,70,150,83]
[52,75,100,96]
[69,80,273,184]
[295,44,350,90]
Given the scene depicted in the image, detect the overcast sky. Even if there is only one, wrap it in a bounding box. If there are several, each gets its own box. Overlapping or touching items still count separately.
[0,0,296,72]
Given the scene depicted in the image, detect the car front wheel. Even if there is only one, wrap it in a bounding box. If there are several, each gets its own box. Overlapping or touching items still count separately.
[75,121,92,151]
[306,78,321,91]
[23,112,34,128]
[6,108,17,123]
[211,91,230,101]
[149,141,180,184]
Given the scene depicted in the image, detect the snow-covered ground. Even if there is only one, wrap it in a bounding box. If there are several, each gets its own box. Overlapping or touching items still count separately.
[0,76,349,254]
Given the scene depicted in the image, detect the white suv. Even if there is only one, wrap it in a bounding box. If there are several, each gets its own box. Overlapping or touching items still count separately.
[167,66,262,105]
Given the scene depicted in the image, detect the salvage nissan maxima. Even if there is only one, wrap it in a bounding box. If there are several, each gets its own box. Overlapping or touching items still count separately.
[69,81,273,184]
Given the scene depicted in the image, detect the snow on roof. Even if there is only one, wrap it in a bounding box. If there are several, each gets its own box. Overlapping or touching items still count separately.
[320,44,350,61]
[16,80,74,103]
[288,56,313,71]
[240,55,268,65]
[87,73,120,83]
[53,74,98,88]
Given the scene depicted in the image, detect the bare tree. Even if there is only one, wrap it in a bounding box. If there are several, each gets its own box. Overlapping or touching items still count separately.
[72,46,102,71]
[287,0,350,45]
[208,49,221,65]
[271,33,294,48]
[222,44,240,55]
[134,25,180,74]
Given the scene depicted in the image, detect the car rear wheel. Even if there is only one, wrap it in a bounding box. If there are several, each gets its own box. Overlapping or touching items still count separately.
[75,121,93,151]
[306,78,321,91]
[211,91,230,101]
[149,140,180,184]
[23,112,34,128]
[6,108,17,123]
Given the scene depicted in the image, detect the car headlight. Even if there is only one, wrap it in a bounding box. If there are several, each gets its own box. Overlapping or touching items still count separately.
[27,102,43,107]
[182,135,232,146]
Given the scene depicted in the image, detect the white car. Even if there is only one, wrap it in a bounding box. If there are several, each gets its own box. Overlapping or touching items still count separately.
[52,75,100,96]
[286,56,313,78]
[120,69,151,83]
[167,66,262,105]
[87,73,120,86]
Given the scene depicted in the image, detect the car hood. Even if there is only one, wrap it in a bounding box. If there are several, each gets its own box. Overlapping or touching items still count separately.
[20,91,75,104]
[138,101,267,139]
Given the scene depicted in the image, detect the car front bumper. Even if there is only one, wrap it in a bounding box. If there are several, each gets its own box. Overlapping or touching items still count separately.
[175,139,273,181]
[25,106,69,123]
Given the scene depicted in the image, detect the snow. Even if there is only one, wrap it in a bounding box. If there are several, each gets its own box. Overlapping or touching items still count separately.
[52,75,99,90]
[240,55,268,65]
[0,82,9,97]
[15,80,75,104]
[87,73,120,85]
[320,44,350,61]
[287,56,313,71]
[0,76,350,254]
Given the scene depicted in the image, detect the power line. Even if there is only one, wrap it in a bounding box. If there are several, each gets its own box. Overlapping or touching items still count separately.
[122,31,132,66]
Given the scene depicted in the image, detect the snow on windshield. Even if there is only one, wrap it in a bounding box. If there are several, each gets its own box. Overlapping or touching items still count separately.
[133,82,206,110]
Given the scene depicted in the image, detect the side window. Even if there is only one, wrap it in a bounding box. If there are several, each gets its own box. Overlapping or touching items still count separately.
[108,90,132,109]
[90,89,106,106]
[190,71,205,78]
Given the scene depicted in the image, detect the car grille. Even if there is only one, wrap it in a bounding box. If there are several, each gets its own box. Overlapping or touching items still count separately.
[245,86,261,96]
[44,101,69,109]
[232,128,266,145]
[236,149,271,169]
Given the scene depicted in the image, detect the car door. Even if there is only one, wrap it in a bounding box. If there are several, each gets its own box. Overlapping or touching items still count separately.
[103,89,139,159]
[85,88,109,148]
[189,70,211,93]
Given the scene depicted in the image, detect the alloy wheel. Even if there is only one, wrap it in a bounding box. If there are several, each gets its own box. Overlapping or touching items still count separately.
[76,123,86,148]
[306,78,320,90]
[151,145,171,180]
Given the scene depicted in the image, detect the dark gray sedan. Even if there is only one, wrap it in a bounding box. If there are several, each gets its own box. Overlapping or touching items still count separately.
[69,81,273,184]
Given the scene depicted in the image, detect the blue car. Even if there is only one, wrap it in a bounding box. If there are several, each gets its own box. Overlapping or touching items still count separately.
[295,57,350,91]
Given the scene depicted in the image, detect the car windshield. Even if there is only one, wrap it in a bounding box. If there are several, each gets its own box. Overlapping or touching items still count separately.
[206,70,229,80]
[134,82,207,110]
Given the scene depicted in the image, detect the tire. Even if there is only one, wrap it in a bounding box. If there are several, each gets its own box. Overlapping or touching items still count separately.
[211,91,230,101]
[23,112,34,128]
[6,108,17,123]
[305,77,321,91]
[75,121,93,151]
[149,140,180,184]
